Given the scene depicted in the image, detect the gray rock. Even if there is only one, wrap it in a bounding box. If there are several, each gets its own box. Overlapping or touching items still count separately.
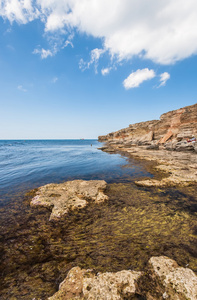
[146,144,159,150]
[175,143,194,152]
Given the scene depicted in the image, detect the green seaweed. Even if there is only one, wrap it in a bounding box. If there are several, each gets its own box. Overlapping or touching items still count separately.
[0,182,196,299]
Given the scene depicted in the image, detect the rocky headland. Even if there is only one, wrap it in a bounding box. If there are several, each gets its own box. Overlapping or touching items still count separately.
[1,105,196,299]
[98,103,197,187]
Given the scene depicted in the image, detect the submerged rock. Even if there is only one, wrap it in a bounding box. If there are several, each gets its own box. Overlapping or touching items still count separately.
[48,266,142,300]
[30,180,108,221]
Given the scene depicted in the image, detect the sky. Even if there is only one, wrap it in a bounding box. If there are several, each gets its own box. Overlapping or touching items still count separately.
[0,0,197,139]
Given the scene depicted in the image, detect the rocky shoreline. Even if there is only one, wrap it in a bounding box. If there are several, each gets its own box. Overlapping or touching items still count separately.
[28,179,197,299]
[98,103,197,187]
[28,178,197,299]
[1,104,196,299]
[49,256,197,300]
[26,104,197,299]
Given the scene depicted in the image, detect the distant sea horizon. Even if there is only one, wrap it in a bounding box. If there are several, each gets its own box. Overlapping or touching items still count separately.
[0,139,151,205]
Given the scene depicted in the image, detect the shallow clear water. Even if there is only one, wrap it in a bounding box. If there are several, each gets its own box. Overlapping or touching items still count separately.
[0,139,151,203]
[0,140,196,299]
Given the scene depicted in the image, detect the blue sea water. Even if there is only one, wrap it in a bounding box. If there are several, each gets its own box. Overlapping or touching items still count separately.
[0,139,151,203]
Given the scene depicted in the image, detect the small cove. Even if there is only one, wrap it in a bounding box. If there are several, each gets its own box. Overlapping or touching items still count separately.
[0,140,196,299]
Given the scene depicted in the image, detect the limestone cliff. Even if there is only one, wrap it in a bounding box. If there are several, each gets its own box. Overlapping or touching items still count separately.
[98,103,197,149]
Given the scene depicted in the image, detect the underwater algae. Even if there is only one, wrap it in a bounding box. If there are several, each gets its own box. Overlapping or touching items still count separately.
[0,182,196,299]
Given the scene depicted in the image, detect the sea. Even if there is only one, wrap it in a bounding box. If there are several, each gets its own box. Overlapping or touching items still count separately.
[0,139,151,204]
[0,140,196,299]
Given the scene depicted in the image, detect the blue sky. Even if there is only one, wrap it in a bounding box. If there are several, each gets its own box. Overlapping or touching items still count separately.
[0,0,197,139]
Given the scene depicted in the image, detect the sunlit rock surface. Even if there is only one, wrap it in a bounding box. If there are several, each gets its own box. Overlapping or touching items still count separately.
[49,257,197,300]
[98,104,197,187]
[98,103,197,146]
[48,266,142,300]
[147,256,197,300]
[31,180,108,221]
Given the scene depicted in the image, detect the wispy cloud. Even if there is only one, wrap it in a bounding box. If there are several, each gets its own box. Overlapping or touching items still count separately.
[62,33,74,49]
[51,77,58,83]
[79,48,105,73]
[123,68,156,89]
[62,40,74,48]
[101,67,111,76]
[33,48,54,59]
[7,44,15,51]
[158,72,170,87]
[17,85,27,92]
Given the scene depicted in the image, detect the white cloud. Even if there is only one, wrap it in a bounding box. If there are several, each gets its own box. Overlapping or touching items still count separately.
[62,40,73,48]
[1,1,197,65]
[62,33,74,49]
[158,72,170,87]
[101,67,111,76]
[123,68,156,89]
[17,85,27,92]
[79,48,105,73]
[0,0,39,24]
[33,48,53,59]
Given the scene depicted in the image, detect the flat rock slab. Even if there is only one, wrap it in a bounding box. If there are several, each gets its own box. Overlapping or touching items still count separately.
[31,180,108,221]
[48,266,142,300]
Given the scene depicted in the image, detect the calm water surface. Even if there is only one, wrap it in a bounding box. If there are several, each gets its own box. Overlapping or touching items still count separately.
[0,140,196,300]
[0,139,151,203]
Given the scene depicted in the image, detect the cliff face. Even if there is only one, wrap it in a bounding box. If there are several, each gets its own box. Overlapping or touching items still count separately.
[98,103,197,147]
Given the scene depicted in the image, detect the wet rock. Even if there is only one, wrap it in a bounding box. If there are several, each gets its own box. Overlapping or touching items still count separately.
[146,144,159,150]
[48,266,142,300]
[31,180,108,221]
[48,257,197,300]
[100,143,197,187]
[147,256,197,300]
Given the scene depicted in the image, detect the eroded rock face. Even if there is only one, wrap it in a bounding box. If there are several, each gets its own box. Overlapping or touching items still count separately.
[98,104,197,187]
[48,266,142,300]
[98,103,197,149]
[148,256,197,300]
[31,180,108,221]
